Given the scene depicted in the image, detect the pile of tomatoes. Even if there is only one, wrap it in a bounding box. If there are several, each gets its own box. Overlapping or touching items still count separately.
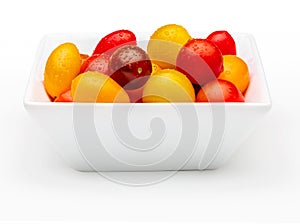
[44,24,250,103]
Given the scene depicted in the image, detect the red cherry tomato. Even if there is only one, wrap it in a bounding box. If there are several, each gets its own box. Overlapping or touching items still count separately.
[176,38,223,85]
[79,54,110,74]
[54,89,73,102]
[207,31,236,55]
[93,30,137,56]
[197,79,244,102]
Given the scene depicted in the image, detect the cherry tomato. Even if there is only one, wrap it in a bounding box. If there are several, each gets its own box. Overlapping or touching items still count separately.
[79,54,110,74]
[54,89,73,102]
[218,55,250,93]
[80,54,89,64]
[197,79,244,102]
[93,30,137,56]
[176,38,223,85]
[207,31,236,55]
[109,45,152,90]
[125,85,144,103]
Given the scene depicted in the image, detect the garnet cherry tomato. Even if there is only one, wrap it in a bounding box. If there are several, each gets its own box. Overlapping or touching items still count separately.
[197,79,244,102]
[109,45,152,90]
[176,38,223,85]
[93,30,137,56]
[207,31,236,55]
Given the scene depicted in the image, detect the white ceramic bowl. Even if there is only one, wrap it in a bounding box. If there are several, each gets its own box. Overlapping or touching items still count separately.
[24,32,271,171]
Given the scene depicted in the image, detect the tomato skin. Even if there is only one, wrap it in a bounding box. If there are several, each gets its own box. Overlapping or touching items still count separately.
[79,54,110,74]
[125,85,144,103]
[93,30,137,56]
[54,89,73,102]
[207,31,236,55]
[80,54,89,64]
[176,38,223,85]
[218,55,250,93]
[197,79,244,102]
[80,54,99,73]
[109,45,152,90]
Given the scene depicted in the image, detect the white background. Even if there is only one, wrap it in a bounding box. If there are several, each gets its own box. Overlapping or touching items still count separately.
[1,0,300,223]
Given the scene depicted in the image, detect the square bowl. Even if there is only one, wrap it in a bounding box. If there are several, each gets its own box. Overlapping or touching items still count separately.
[24,32,271,171]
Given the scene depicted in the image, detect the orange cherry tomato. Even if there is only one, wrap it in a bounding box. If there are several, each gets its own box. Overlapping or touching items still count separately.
[218,55,250,94]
